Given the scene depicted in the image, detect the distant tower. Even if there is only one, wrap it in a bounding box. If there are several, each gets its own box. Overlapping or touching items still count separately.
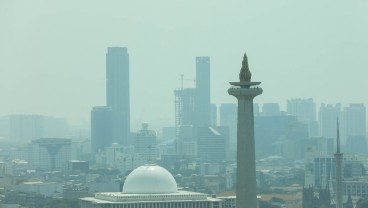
[334,120,343,208]
[91,106,113,154]
[106,47,130,145]
[195,56,211,127]
[228,53,262,208]
[319,103,341,139]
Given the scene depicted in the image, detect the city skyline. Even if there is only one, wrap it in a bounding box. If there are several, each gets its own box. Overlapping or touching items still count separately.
[1,0,368,131]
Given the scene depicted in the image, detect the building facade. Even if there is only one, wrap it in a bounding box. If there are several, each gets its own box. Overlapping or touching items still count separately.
[195,56,211,127]
[106,47,130,145]
[28,138,71,170]
[91,106,113,154]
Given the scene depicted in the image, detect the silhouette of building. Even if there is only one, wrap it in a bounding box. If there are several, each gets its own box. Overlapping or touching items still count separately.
[262,103,281,116]
[197,126,228,161]
[195,56,211,127]
[91,106,113,154]
[319,103,341,139]
[219,103,237,159]
[133,123,158,163]
[106,47,130,145]
[8,115,68,143]
[342,104,366,153]
[174,88,196,134]
[28,138,71,170]
[287,98,318,136]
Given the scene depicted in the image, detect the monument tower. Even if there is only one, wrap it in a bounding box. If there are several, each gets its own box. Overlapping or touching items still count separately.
[228,53,262,208]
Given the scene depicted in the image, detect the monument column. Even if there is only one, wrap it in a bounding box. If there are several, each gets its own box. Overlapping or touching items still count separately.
[228,53,262,208]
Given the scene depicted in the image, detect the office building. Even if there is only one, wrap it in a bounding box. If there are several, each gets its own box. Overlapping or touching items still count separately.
[197,126,229,161]
[319,103,341,139]
[8,115,68,143]
[210,104,217,126]
[261,103,280,116]
[28,138,72,170]
[106,47,130,145]
[174,88,196,134]
[91,106,113,154]
[133,123,158,163]
[219,103,237,159]
[287,98,318,136]
[195,56,211,127]
[342,104,366,151]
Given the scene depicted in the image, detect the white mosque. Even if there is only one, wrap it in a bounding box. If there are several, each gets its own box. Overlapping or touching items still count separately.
[80,164,228,208]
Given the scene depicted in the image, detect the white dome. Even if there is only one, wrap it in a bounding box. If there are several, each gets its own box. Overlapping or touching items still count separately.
[123,164,178,194]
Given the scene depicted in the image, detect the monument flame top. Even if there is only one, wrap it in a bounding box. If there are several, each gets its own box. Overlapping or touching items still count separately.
[230,52,261,88]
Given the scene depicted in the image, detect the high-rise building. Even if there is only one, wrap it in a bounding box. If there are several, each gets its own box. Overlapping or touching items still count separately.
[287,98,318,137]
[106,47,130,145]
[342,104,366,138]
[287,98,316,124]
[319,103,341,139]
[174,88,196,134]
[28,138,72,170]
[133,123,158,163]
[261,103,280,116]
[91,106,113,154]
[195,56,211,127]
[219,103,237,159]
[8,115,68,143]
[342,103,366,153]
[210,104,217,126]
[197,126,229,161]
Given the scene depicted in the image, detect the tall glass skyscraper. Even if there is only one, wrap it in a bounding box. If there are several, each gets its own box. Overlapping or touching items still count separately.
[195,56,211,127]
[106,47,130,145]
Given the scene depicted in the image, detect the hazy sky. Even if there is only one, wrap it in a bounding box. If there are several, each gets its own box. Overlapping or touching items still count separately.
[1,0,367,131]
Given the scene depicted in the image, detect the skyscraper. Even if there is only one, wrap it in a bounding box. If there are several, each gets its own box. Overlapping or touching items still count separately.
[174,88,196,135]
[106,47,130,145]
[287,98,318,136]
[195,56,211,127]
[91,106,113,154]
[342,103,366,153]
[319,103,341,139]
[219,103,237,158]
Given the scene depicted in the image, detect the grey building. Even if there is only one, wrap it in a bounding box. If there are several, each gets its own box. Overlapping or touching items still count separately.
[106,47,130,145]
[195,56,211,127]
[287,98,318,137]
[219,103,237,159]
[197,126,229,161]
[28,138,72,170]
[91,106,113,154]
[319,103,341,139]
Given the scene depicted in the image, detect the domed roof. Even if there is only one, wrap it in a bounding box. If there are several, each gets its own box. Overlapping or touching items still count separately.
[123,164,178,194]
